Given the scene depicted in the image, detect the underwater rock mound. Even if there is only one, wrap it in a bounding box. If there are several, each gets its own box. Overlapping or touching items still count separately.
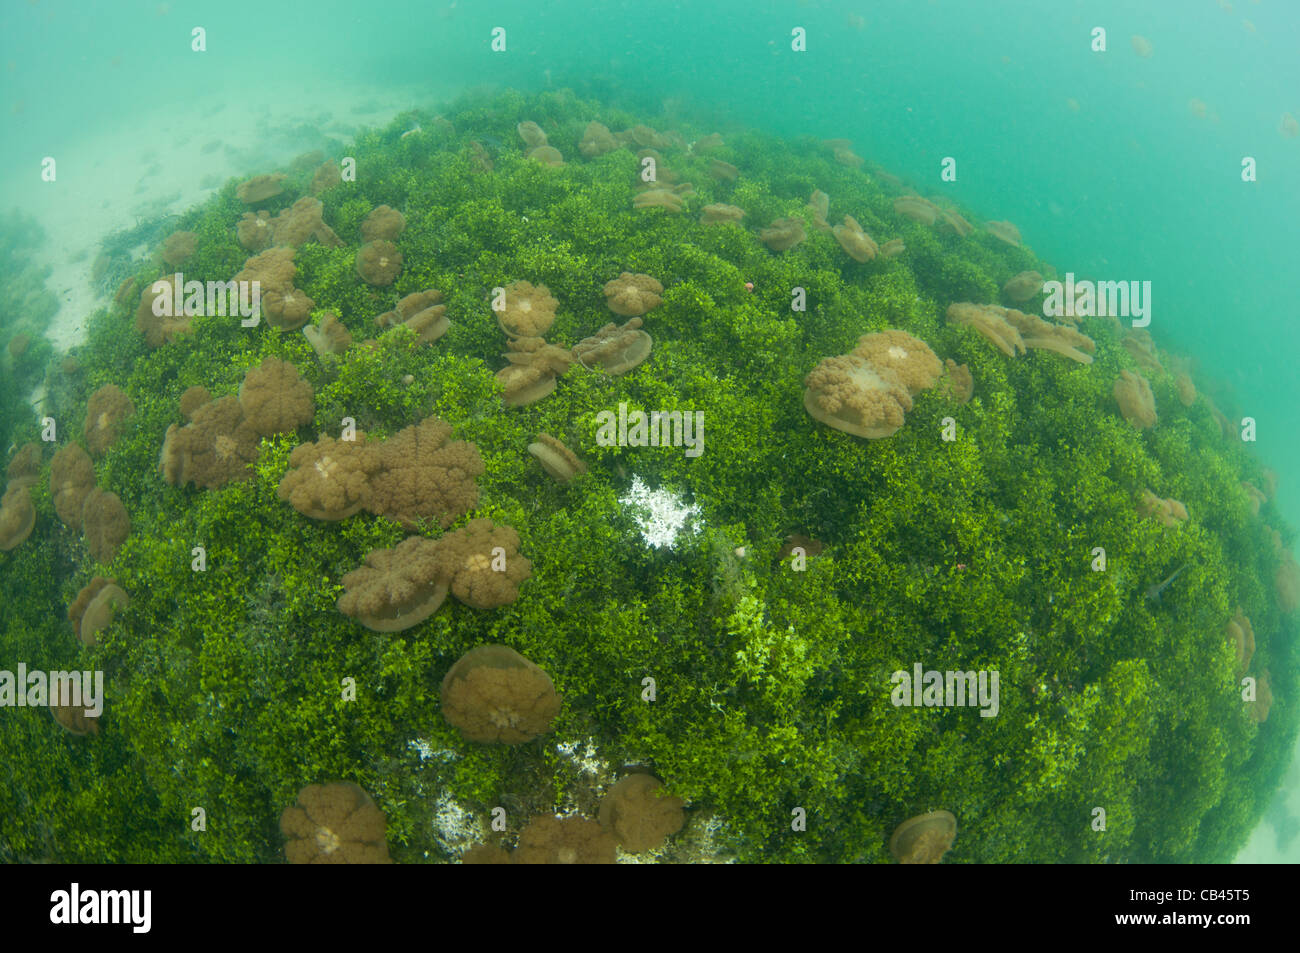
[8,87,1294,868]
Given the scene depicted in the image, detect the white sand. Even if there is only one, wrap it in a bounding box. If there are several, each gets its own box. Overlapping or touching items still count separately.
[10,80,436,356]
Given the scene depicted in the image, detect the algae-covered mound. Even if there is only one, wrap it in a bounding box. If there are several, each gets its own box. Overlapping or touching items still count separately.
[0,87,1294,865]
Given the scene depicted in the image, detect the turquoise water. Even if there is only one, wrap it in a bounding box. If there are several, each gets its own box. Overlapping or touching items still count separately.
[1,0,1297,863]
[5,1,1297,513]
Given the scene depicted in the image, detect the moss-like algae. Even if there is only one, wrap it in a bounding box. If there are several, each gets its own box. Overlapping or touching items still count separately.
[0,88,1295,864]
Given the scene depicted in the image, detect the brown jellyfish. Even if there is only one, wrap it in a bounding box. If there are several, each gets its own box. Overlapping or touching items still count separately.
[1276,551,1300,613]
[6,442,43,489]
[985,220,1022,247]
[777,533,825,562]
[527,433,587,483]
[74,580,129,647]
[699,203,746,226]
[235,246,297,296]
[260,286,315,331]
[461,844,514,864]
[355,240,403,286]
[1175,372,1196,407]
[237,211,273,252]
[889,810,957,863]
[709,159,739,181]
[1136,490,1188,528]
[436,519,532,610]
[759,217,806,252]
[632,189,685,212]
[495,281,559,338]
[603,272,663,317]
[806,190,831,231]
[850,329,943,396]
[361,205,406,242]
[178,385,212,421]
[236,173,287,204]
[1001,307,1096,364]
[625,124,673,149]
[238,357,314,437]
[572,318,653,375]
[692,133,724,153]
[113,276,138,307]
[893,195,940,225]
[0,485,35,551]
[366,416,484,528]
[823,139,861,166]
[83,384,135,456]
[514,815,616,865]
[879,238,905,257]
[938,207,975,237]
[81,488,130,564]
[803,355,912,439]
[52,702,100,737]
[597,774,685,853]
[946,302,1026,358]
[496,336,574,407]
[269,197,343,249]
[517,120,548,148]
[134,275,194,348]
[578,121,618,157]
[1250,672,1273,722]
[49,443,96,530]
[160,230,197,268]
[1226,611,1255,676]
[527,145,565,166]
[440,645,561,744]
[280,782,391,864]
[382,290,450,345]
[938,359,974,405]
[311,159,342,195]
[158,396,262,490]
[1114,370,1157,429]
[1122,330,1163,373]
[1242,481,1267,515]
[337,535,448,632]
[832,215,879,262]
[1003,270,1044,303]
[468,140,493,173]
[304,312,354,359]
[277,433,381,521]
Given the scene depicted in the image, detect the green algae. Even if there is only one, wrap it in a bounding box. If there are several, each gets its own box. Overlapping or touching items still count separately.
[0,87,1295,864]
